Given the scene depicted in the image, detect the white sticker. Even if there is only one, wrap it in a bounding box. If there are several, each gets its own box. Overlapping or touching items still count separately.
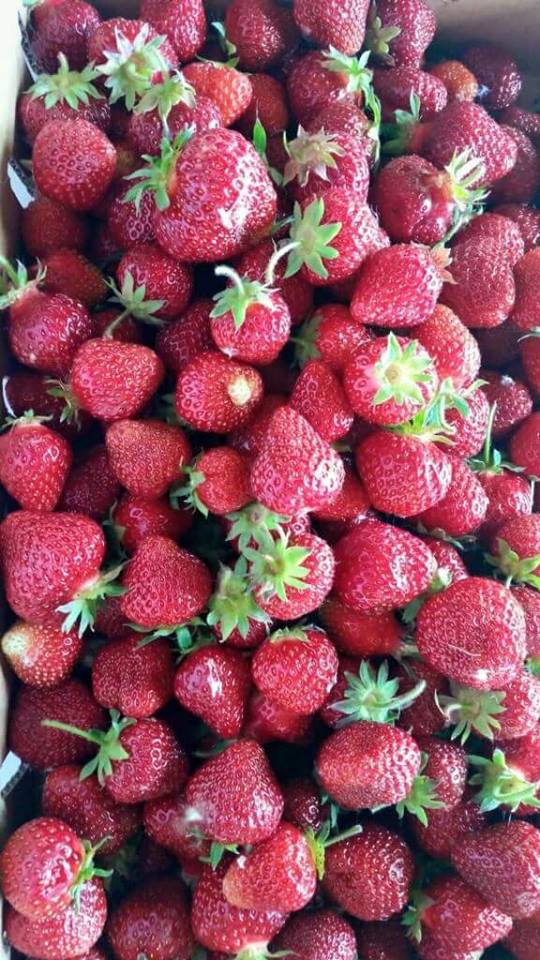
[8,159,36,209]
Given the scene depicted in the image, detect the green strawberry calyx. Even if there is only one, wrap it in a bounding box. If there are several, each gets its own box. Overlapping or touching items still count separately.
[210,266,275,332]
[130,617,212,658]
[29,54,102,110]
[42,708,136,785]
[244,528,310,602]
[96,23,173,111]
[251,118,283,187]
[123,128,195,211]
[285,198,342,280]
[331,659,426,726]
[321,48,382,160]
[70,837,112,908]
[305,821,363,881]
[436,683,505,744]
[45,379,81,428]
[1,409,52,432]
[394,762,444,827]
[291,311,323,367]
[469,401,524,476]
[486,537,540,589]
[200,840,240,870]
[133,70,196,130]
[443,148,489,242]
[381,91,421,157]
[283,127,345,187]
[170,459,208,516]
[469,747,540,813]
[225,502,291,553]
[373,332,436,408]
[402,566,453,625]
[56,565,126,637]
[206,558,270,642]
[235,946,290,960]
[402,888,434,943]
[365,9,402,61]
[106,272,165,328]
[0,256,46,309]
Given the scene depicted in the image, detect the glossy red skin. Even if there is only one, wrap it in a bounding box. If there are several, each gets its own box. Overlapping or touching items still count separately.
[457,212,525,266]
[228,394,286,458]
[59,445,120,520]
[319,654,359,729]
[243,690,313,744]
[182,62,252,126]
[251,406,345,515]
[421,537,469,582]
[226,0,298,70]
[116,243,193,321]
[0,510,105,627]
[287,51,363,125]
[397,660,449,737]
[420,874,512,952]
[71,339,165,421]
[356,432,452,518]
[293,0,368,53]
[274,909,358,960]
[31,0,102,71]
[511,411,540,475]
[410,304,481,389]
[252,628,338,715]
[238,73,290,137]
[211,291,291,366]
[191,859,287,953]
[0,816,84,919]
[185,740,284,846]
[301,190,387,288]
[282,778,325,832]
[492,127,540,204]
[319,598,401,657]
[144,791,211,861]
[356,920,411,960]
[8,287,93,377]
[8,679,106,770]
[1,620,83,689]
[495,671,540,740]
[417,736,468,807]
[223,821,316,912]
[107,182,157,250]
[21,196,88,258]
[174,645,251,738]
[214,617,269,651]
[255,533,335,620]
[495,202,540,250]
[513,585,540,658]
[372,0,436,67]
[492,514,540,577]
[423,101,518,186]
[375,66,447,122]
[175,351,264,433]
[94,594,130,640]
[107,875,193,960]
[445,388,490,459]
[505,921,540,960]
[374,155,454,246]
[235,239,314,327]
[410,791,486,860]
[418,456,488,537]
[482,371,533,438]
[298,304,371,373]
[442,237,516,328]
[286,132,370,205]
[512,249,540,331]
[0,421,72,513]
[19,89,111,145]
[4,877,107,959]
[463,43,522,109]
[352,242,443,327]
[106,419,191,501]
[38,250,106,309]
[33,119,116,212]
[323,823,415,920]
[87,17,176,66]
[501,106,540,146]
[127,95,221,156]
[120,535,212,630]
[140,0,206,60]
[452,820,540,919]
[104,717,188,806]
[305,98,371,142]
[92,635,175,719]
[190,447,250,515]
[42,765,140,855]
[113,493,191,553]
[156,298,214,375]
[291,360,354,442]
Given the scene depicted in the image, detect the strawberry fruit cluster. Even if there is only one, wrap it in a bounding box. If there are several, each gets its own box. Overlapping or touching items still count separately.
[1,0,540,958]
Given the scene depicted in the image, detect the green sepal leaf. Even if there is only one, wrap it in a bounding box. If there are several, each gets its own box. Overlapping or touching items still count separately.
[29,53,102,110]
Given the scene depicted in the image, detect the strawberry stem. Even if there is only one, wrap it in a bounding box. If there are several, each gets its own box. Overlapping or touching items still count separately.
[244,529,310,602]
[42,709,137,786]
[436,683,505,743]
[469,747,540,813]
[56,564,126,637]
[28,54,102,110]
[95,23,173,110]
[285,198,341,280]
[206,558,269,642]
[106,273,165,326]
[331,659,426,726]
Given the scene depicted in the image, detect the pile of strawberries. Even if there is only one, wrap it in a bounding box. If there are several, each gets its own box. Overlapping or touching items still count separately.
[2,0,540,957]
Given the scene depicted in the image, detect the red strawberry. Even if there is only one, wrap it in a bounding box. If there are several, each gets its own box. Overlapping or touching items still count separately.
[513,585,540,658]
[319,598,402,658]
[156,298,213,374]
[174,645,251,738]
[286,50,371,126]
[305,97,372,142]
[223,821,316,912]
[417,735,468,807]
[356,432,452,518]
[483,372,532,438]
[139,0,206,61]
[489,513,540,588]
[144,791,210,862]
[107,181,157,250]
[456,212,525,265]
[367,0,436,67]
[39,249,106,308]
[59,445,120,520]
[282,778,326,833]
[1,620,82,689]
[120,535,212,631]
[33,119,116,212]
[397,660,449,737]
[284,128,370,205]
[322,822,415,920]
[182,62,252,127]
[421,537,469,583]
[410,304,480,389]
[92,635,174,719]
[351,243,445,328]
[417,455,488,536]
[128,82,222,156]
[250,406,345,514]
[210,262,291,366]
[235,239,314,328]
[494,202,540,251]
[442,237,516,328]
[333,519,436,612]
[252,627,338,715]
[408,874,512,953]
[70,339,164,421]
[410,791,485,860]
[444,386,490,458]
[228,394,286,457]
[312,464,371,527]
[293,0,368,53]
[521,334,540,394]
[244,690,312,744]
[238,74,290,137]
[113,493,191,554]
[8,679,106,771]
[30,0,102,72]
[106,419,191,501]
[191,859,287,954]
[357,920,411,960]
[21,195,88,258]
[273,909,358,960]
[0,413,72,512]
[510,412,540,475]
[175,447,251,517]
[492,127,540,204]
[291,360,353,443]
[19,58,110,145]
[512,249,540,331]
[107,875,193,960]
[88,18,175,108]
[375,66,447,121]
[506,921,540,960]
[495,671,540,740]
[226,0,299,70]
[500,106,540,146]
[472,448,532,542]
[293,303,371,372]
[249,531,335,620]
[42,764,140,855]
[452,820,540,919]
[116,243,193,321]
[417,577,526,689]
[175,351,264,433]
[423,101,518,186]
[463,43,522,109]
[4,877,106,960]
[185,739,283,846]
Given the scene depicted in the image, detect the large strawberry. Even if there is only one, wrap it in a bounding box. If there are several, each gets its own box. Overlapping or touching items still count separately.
[457,211,525,264]
[0,413,72,512]
[422,101,518,186]
[273,909,358,960]
[29,0,102,72]
[252,627,338,715]
[1,620,83,689]
[367,0,436,67]
[33,119,117,211]
[351,243,446,328]
[107,875,193,960]
[106,419,191,500]
[225,0,299,70]
[356,431,453,518]
[406,874,512,953]
[69,338,165,421]
[92,634,175,719]
[293,0,369,54]
[174,644,252,738]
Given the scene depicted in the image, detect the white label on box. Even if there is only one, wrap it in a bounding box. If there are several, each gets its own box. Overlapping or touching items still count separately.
[8,159,36,209]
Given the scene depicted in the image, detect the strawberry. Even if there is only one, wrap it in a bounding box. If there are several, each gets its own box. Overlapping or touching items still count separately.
[488,514,540,587]
[1,620,82,689]
[375,66,447,122]
[238,74,290,137]
[443,236,516,328]
[107,182,157,250]
[250,406,344,514]
[322,822,415,920]
[356,432,453,518]
[511,249,540,331]
[139,0,206,61]
[59,445,120,520]
[430,59,479,102]
[410,305,480,389]
[174,447,251,516]
[248,531,335,621]
[471,732,540,815]
[116,243,193,321]
[367,0,436,67]
[223,821,316,912]
[410,791,485,860]
[513,585,540,658]
[452,820,540,919]
[113,493,191,554]
[252,627,338,715]
[0,413,72,512]
[286,50,374,126]
[521,335,540,393]
[228,394,286,457]
[120,535,212,631]
[42,764,140,855]
[128,79,222,156]
[320,656,424,729]
[291,360,353,442]
[156,298,214,374]
[333,519,436,612]
[106,419,191,501]
[19,57,110,145]
[397,660,449,737]
[422,101,518,186]
[29,0,102,72]
[4,877,107,960]
[191,859,287,953]
[492,127,540,204]
[92,634,175,719]
[8,679,106,770]
[417,735,468,807]
[444,386,490,458]
[351,243,445,328]
[182,62,252,127]
[39,249,107,307]
[21,195,88,258]
[312,464,371,526]
[495,671,540,740]
[494,202,540,250]
[500,106,540,146]
[107,875,193,960]
[282,778,326,833]
[506,921,540,960]
[88,18,175,109]
[235,239,314,328]
[293,303,371,372]
[510,412,540,475]
[406,874,512,953]
[283,127,371,206]
[417,576,526,689]
[463,43,522,109]
[226,0,299,70]
[305,97,372,142]
[456,211,526,265]
[33,119,116,212]
[420,537,469,583]
[319,599,402,657]
[470,419,533,540]
[174,644,251,738]
[293,0,368,54]
[144,790,211,861]
[70,339,164,421]
[176,351,263,433]
[273,909,358,960]
[210,262,291,366]
[417,455,488,537]
[244,690,312,745]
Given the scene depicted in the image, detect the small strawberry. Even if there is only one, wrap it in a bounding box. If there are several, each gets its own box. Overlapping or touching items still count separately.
[59,445,120,520]
[0,412,72,512]
[375,65,447,121]
[156,298,214,374]
[42,764,140,855]
[107,181,157,250]
[405,874,512,953]
[107,875,193,960]
[244,690,312,745]
[322,822,415,920]
[174,644,251,738]
[235,238,314,327]
[456,211,525,265]
[21,195,88,258]
[293,303,371,372]
[19,56,109,144]
[139,0,206,61]
[106,419,191,501]
[510,411,540,476]
[252,627,338,716]
[417,455,488,537]
[225,0,299,70]
[494,202,540,250]
[113,493,191,554]
[1,620,82,689]
[248,531,335,620]
[228,394,286,457]
[444,386,490,458]
[175,351,264,433]
[319,598,402,657]
[33,119,116,212]
[144,790,210,862]
[312,464,371,528]
[488,514,540,589]
[173,447,251,517]
[39,249,107,308]
[410,305,480,390]
[410,790,485,860]
[92,634,175,719]
[356,432,453,518]
[238,74,290,137]
[273,909,358,960]
[182,61,252,126]
[422,101,518,186]
[463,43,522,109]
[69,338,165,421]
[305,97,372,143]
[283,128,370,205]
[469,408,533,539]
[333,518,436,612]
[492,127,540,204]
[120,535,212,632]
[282,778,326,833]
[366,0,436,67]
[430,59,479,102]
[127,74,221,156]
[417,576,526,689]
[351,243,445,328]
[29,0,102,72]
[223,821,316,912]
[291,360,353,443]
[116,243,193,321]
[475,320,522,369]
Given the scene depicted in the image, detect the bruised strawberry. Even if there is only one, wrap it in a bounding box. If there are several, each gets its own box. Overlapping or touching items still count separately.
[175,351,264,433]
[143,791,210,862]
[282,778,326,833]
[29,0,102,71]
